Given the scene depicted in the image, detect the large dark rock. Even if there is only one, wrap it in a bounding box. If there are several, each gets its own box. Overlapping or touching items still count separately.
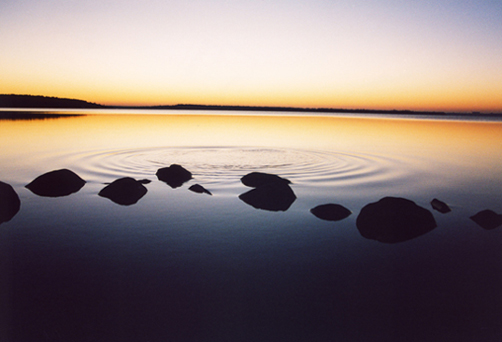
[156,164,192,188]
[470,210,502,230]
[310,204,351,221]
[430,198,451,213]
[241,172,291,188]
[189,184,212,195]
[239,182,296,211]
[0,181,21,224]
[356,197,437,243]
[25,169,86,197]
[99,177,148,205]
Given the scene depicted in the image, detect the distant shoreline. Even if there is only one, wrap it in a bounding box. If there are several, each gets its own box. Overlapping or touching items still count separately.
[1,94,501,117]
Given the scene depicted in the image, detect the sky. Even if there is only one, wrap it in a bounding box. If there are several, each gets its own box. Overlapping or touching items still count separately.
[1,0,501,111]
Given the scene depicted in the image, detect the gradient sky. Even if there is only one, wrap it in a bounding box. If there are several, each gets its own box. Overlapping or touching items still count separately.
[1,0,501,111]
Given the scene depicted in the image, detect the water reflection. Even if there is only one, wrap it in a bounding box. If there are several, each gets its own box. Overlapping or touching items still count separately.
[98,177,150,205]
[0,181,20,224]
[356,197,437,243]
[25,169,86,197]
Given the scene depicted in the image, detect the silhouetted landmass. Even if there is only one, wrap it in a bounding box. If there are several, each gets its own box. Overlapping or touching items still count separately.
[0,94,103,108]
[2,94,501,117]
[26,169,86,197]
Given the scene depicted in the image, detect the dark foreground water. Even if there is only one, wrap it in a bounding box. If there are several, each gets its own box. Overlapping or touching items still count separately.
[1,110,501,342]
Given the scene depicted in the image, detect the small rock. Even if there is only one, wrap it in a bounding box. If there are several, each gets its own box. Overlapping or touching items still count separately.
[431,198,451,213]
[99,177,148,205]
[241,172,291,188]
[189,184,212,195]
[310,204,351,221]
[156,164,192,188]
[470,210,502,230]
[26,169,86,197]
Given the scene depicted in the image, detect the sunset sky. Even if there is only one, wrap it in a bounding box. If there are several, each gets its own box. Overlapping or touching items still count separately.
[1,0,501,111]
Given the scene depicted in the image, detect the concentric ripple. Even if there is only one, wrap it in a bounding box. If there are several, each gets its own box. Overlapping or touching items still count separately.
[65,146,414,191]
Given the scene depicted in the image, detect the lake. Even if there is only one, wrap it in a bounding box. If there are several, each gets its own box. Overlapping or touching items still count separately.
[1,110,501,342]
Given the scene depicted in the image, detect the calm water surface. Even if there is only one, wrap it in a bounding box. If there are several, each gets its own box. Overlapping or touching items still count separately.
[1,110,501,341]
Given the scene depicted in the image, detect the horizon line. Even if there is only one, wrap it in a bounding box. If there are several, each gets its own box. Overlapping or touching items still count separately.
[1,94,501,115]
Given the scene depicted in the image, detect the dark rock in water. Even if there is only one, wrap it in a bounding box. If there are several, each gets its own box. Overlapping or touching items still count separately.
[138,179,151,184]
[156,164,192,188]
[239,182,296,211]
[470,210,502,230]
[189,184,212,195]
[310,204,351,221]
[25,169,86,197]
[0,181,21,224]
[241,172,291,188]
[99,177,148,205]
[431,198,451,213]
[356,197,437,243]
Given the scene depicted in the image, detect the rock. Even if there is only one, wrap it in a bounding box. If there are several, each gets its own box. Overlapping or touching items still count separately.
[189,184,212,195]
[239,182,296,211]
[25,169,86,197]
[431,198,451,213]
[356,197,437,243]
[470,210,502,230]
[156,164,192,188]
[0,181,21,224]
[98,177,148,205]
[310,204,351,221]
[241,172,291,188]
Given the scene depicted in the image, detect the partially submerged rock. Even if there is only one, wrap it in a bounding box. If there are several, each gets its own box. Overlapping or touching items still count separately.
[241,172,291,188]
[470,210,502,230]
[99,177,148,205]
[356,197,437,243]
[239,172,296,211]
[189,184,212,195]
[0,181,21,224]
[26,169,86,197]
[431,198,451,213]
[156,164,192,188]
[239,182,296,211]
[310,204,351,221]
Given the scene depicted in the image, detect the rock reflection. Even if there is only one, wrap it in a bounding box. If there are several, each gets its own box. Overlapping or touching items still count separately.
[0,181,21,224]
[25,169,86,197]
[356,197,437,243]
[239,172,296,211]
[310,204,351,221]
[156,164,192,188]
[470,210,502,230]
[99,177,149,205]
